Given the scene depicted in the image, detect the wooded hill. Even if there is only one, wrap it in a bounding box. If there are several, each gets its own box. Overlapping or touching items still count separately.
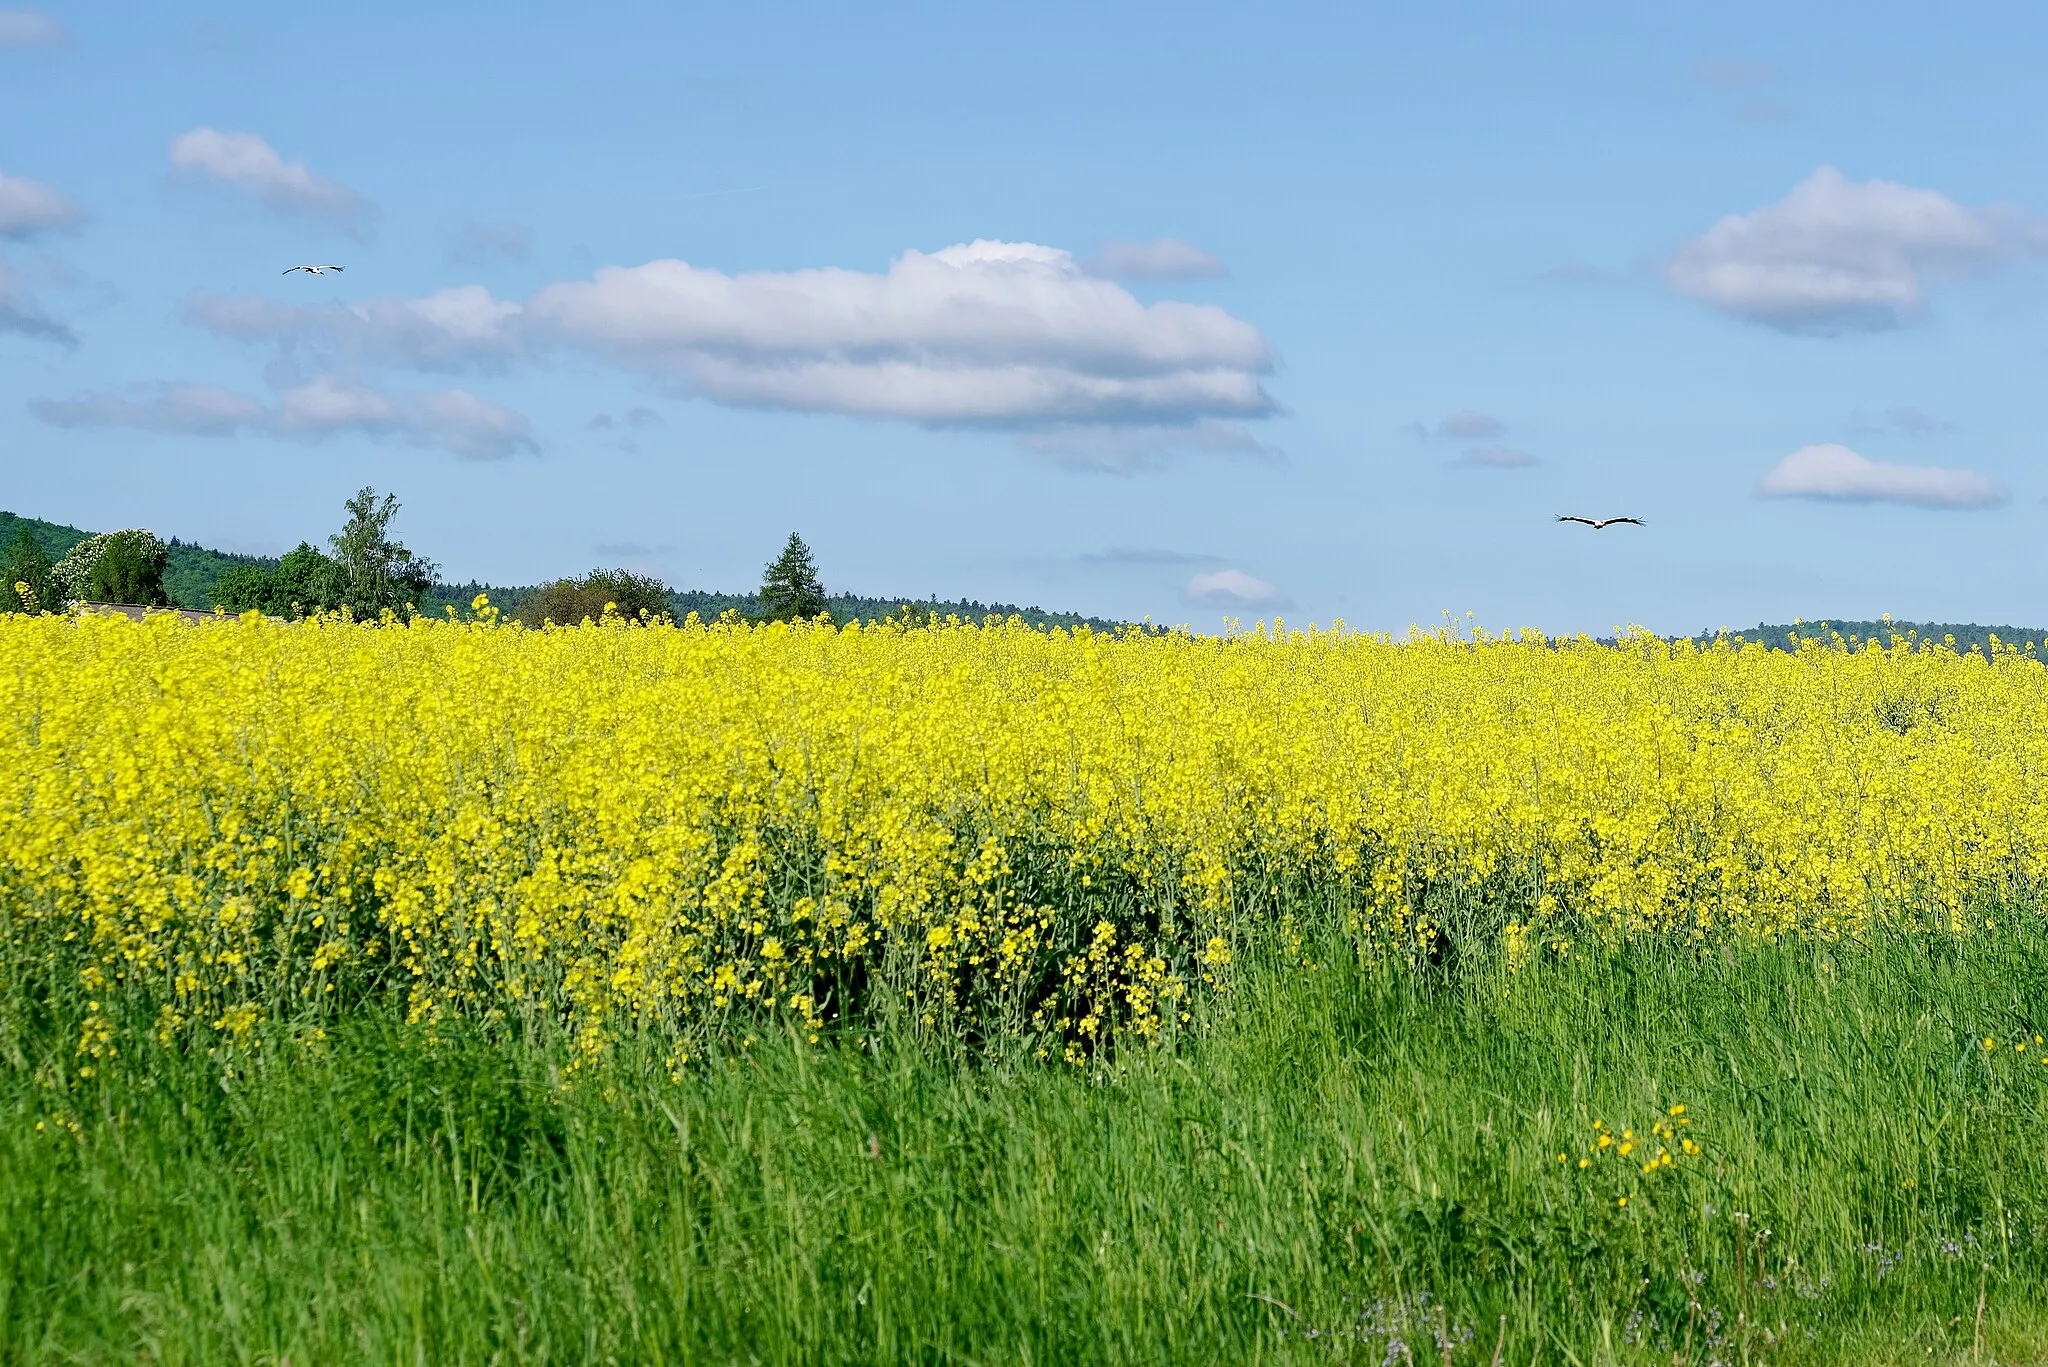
[2,510,1129,633]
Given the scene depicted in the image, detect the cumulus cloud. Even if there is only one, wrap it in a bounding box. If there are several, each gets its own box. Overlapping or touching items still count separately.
[33,384,261,433]
[1020,419,1277,474]
[33,375,533,458]
[1667,166,2044,331]
[1085,237,1229,280]
[186,284,522,371]
[1451,445,1537,468]
[1182,568,1292,611]
[1436,411,1506,440]
[169,127,373,232]
[0,171,81,238]
[410,388,536,459]
[447,220,533,266]
[0,9,64,44]
[526,240,1274,426]
[176,238,1278,443]
[1756,443,2004,508]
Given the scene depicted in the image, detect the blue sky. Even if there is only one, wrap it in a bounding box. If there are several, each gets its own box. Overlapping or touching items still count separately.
[4,0,2046,634]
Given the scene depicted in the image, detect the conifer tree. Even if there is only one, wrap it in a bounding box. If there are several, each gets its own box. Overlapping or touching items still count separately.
[757,532,828,622]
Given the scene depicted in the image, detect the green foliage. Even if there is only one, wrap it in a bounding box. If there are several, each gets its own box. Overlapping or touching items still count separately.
[0,510,89,564]
[51,529,169,607]
[212,543,344,617]
[1694,619,2048,660]
[166,539,277,612]
[5,506,1129,631]
[4,925,2045,1363]
[327,488,438,619]
[85,534,170,607]
[518,568,671,626]
[757,531,829,622]
[1,530,59,614]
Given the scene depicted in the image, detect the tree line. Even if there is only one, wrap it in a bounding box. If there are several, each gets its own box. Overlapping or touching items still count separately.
[8,491,1126,630]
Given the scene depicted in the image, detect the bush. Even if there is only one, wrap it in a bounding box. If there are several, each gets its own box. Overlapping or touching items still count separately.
[519,569,671,626]
[53,530,168,607]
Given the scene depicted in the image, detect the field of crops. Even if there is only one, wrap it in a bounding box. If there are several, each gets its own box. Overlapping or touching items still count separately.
[4,609,2047,1363]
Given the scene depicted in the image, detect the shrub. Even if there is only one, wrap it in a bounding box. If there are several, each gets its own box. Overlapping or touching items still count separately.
[52,530,169,607]
[519,569,671,626]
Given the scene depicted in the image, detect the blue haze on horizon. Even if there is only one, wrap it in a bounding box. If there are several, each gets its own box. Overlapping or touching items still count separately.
[3,0,2046,635]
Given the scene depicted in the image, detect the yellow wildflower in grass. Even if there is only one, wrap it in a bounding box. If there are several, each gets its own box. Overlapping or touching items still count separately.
[4,611,2048,1062]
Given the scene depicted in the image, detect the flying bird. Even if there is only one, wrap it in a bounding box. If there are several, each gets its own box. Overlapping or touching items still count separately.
[282,264,344,276]
[1555,515,1644,530]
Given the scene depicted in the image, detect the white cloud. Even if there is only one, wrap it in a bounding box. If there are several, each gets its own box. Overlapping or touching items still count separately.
[33,384,263,433]
[1086,237,1229,280]
[177,238,1277,440]
[186,284,522,370]
[0,255,73,345]
[275,374,403,433]
[0,9,64,44]
[0,171,81,238]
[526,240,1274,425]
[1756,443,2005,508]
[410,388,537,459]
[1667,166,2043,331]
[1452,445,1537,468]
[168,127,373,232]
[33,375,533,459]
[1436,411,1506,440]
[1020,419,1278,474]
[1182,568,1293,610]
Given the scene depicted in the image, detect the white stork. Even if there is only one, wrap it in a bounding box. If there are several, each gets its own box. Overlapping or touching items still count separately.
[1555,515,1645,530]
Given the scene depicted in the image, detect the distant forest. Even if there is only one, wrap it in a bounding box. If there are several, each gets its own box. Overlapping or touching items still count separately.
[1,510,1129,633]
[1689,620,2048,659]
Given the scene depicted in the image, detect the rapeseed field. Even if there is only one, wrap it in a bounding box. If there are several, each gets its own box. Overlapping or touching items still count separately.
[4,607,2044,1064]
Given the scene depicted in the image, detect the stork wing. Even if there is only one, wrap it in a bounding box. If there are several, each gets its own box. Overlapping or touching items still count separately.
[1555,515,1595,526]
[1606,517,1645,527]
[283,266,306,274]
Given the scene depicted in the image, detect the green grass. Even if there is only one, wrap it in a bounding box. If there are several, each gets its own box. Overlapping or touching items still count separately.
[4,925,2046,1365]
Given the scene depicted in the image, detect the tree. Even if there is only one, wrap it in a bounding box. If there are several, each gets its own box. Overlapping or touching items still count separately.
[327,488,438,619]
[210,543,342,616]
[3,529,59,613]
[519,568,672,627]
[51,529,169,607]
[89,535,171,606]
[757,533,828,622]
